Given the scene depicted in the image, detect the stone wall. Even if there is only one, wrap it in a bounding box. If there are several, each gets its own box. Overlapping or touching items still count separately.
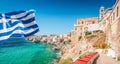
[99,0,120,56]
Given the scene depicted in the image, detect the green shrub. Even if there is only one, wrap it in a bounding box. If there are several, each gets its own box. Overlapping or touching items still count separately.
[100,30,104,33]
[118,57,120,61]
[59,58,73,64]
[79,52,91,58]
[64,39,71,45]
[93,42,110,49]
[79,50,82,54]
[85,31,92,35]
[102,43,110,49]
[68,39,71,42]
[78,36,82,41]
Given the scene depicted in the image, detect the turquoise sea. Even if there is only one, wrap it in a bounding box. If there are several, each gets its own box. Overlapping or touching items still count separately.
[0,38,59,64]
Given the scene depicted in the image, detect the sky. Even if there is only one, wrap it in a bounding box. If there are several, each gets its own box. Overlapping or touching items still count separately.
[0,0,116,35]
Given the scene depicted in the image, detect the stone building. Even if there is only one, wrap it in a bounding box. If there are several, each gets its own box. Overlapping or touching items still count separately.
[72,17,98,43]
[99,0,120,55]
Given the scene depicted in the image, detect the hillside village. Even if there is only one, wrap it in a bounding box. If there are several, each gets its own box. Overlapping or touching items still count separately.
[27,0,120,64]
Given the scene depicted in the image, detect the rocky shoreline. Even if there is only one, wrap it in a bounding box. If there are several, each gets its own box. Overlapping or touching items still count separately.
[27,35,72,64]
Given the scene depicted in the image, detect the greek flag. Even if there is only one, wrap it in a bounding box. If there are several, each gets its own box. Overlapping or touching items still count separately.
[0,9,39,44]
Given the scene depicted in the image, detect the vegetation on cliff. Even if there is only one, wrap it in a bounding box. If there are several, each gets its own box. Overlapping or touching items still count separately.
[79,52,91,59]
[58,58,73,64]
[118,57,120,61]
[93,42,110,49]
[78,36,82,41]
[85,31,92,35]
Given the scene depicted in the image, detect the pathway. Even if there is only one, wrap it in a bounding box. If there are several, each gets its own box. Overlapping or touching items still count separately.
[96,54,120,64]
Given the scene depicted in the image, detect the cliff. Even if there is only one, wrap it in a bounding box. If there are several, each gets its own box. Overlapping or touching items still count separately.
[58,32,109,64]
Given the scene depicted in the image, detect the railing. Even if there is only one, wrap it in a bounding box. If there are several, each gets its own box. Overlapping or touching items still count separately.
[72,52,99,64]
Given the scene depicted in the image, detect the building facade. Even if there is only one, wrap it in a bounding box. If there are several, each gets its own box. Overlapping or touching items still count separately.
[99,0,120,55]
[73,17,98,43]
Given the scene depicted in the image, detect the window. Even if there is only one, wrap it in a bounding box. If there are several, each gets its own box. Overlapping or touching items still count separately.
[80,27,82,30]
[84,27,88,31]
[75,27,77,30]
[78,22,80,24]
[113,12,115,20]
[87,21,93,24]
[117,6,119,17]
[80,33,82,35]
[82,21,84,24]
[111,16,112,23]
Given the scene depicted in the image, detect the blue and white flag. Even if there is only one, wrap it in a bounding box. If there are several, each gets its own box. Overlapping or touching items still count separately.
[0,9,39,44]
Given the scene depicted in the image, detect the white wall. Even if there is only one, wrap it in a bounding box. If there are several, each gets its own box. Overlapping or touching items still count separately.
[88,24,100,31]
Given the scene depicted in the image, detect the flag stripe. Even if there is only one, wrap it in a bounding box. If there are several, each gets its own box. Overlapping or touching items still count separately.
[0,30,23,40]
[5,11,25,17]
[25,24,38,29]
[0,24,39,37]
[0,10,35,23]
[0,21,38,34]
[21,13,35,21]
[22,17,35,24]
[0,27,39,40]
[11,10,34,19]
[17,11,34,19]
[0,28,38,44]
[24,28,39,37]
[10,34,24,37]
[0,27,23,37]
[6,20,38,29]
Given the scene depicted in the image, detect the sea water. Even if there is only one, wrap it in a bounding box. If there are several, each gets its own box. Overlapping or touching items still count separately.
[0,38,59,64]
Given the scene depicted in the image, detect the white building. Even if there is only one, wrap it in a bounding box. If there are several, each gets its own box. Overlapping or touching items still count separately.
[88,24,100,31]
